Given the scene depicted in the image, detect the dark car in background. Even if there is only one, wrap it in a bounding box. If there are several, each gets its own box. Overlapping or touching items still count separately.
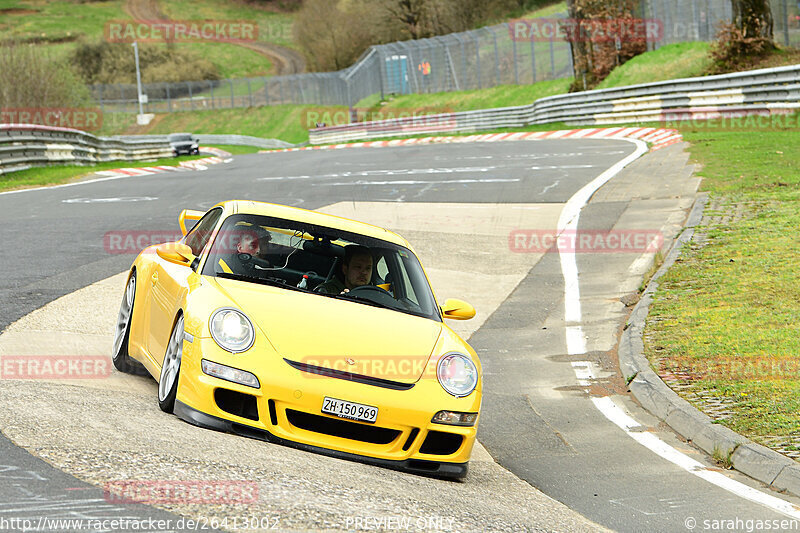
[168,133,199,156]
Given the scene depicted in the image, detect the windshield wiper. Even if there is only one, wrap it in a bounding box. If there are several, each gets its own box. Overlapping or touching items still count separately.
[216,272,304,292]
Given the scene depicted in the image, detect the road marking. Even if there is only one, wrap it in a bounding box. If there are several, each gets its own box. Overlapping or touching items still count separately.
[62,197,158,204]
[318,178,520,186]
[540,180,560,195]
[558,138,800,519]
[257,167,494,181]
[575,362,800,520]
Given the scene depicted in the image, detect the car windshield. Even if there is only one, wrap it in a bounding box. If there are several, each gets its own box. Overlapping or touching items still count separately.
[169,134,193,142]
[201,214,441,321]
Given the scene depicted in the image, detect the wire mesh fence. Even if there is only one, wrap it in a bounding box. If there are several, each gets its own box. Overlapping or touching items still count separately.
[644,0,800,47]
[90,20,574,113]
[90,2,800,114]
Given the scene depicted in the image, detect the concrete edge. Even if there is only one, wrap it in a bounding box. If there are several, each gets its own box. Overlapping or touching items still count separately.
[617,191,800,497]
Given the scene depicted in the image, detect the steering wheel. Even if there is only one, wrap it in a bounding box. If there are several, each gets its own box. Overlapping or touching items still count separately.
[345,284,396,306]
[347,285,392,296]
[236,253,273,271]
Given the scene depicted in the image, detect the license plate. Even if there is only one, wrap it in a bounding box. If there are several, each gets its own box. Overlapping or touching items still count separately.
[322,396,378,423]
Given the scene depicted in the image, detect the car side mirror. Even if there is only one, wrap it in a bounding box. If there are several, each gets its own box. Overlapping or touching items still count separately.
[440,298,476,320]
[156,242,196,267]
[179,209,205,236]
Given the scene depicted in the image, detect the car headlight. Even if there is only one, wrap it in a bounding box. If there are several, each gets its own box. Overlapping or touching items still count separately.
[436,353,478,397]
[209,308,254,353]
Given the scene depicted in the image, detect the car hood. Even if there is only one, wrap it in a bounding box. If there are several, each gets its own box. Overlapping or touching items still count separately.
[212,278,443,383]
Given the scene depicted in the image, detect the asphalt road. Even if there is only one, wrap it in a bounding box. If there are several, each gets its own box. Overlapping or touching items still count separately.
[1,140,798,532]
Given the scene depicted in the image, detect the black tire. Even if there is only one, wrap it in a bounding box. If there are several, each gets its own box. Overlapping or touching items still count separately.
[112,271,147,375]
[158,314,184,413]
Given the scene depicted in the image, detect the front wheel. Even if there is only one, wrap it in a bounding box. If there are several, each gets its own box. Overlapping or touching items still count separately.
[158,315,184,413]
[112,272,146,375]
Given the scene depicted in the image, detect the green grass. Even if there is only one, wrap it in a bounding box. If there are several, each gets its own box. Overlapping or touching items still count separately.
[596,42,713,89]
[0,0,293,78]
[0,0,126,42]
[645,112,800,439]
[0,154,206,192]
[99,105,339,144]
[179,42,272,79]
[519,1,567,19]
[160,0,297,48]
[356,79,572,112]
[205,144,260,155]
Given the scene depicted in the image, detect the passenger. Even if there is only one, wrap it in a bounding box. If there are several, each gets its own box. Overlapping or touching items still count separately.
[217,226,271,275]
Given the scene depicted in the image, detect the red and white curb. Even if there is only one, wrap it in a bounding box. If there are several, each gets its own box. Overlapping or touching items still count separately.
[264,128,683,155]
[94,149,231,179]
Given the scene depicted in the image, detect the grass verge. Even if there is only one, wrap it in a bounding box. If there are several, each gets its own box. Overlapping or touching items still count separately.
[0,155,205,192]
[99,105,331,144]
[644,112,800,445]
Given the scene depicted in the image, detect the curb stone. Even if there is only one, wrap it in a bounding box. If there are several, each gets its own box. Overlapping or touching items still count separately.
[618,190,800,497]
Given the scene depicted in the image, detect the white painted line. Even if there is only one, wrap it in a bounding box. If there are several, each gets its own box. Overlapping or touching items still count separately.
[62,196,158,204]
[627,252,655,275]
[556,139,648,323]
[0,171,155,196]
[318,178,520,186]
[558,138,800,518]
[579,363,800,520]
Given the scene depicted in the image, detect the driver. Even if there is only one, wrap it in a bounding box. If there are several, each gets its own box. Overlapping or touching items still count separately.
[315,245,373,295]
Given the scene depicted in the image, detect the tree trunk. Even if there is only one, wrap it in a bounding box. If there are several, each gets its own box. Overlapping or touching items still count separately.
[731,0,774,40]
[566,0,591,91]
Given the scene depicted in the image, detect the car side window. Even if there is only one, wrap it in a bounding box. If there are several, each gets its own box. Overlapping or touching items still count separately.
[376,256,389,279]
[184,208,223,256]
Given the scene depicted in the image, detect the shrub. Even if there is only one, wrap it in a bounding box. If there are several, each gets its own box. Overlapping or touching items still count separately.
[0,42,91,108]
[71,40,221,85]
[708,22,775,74]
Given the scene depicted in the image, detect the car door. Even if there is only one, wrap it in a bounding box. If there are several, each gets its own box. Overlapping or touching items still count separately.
[147,208,223,362]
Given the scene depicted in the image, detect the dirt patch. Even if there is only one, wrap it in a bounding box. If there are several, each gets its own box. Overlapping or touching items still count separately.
[549,342,631,398]
[0,8,39,15]
[124,0,305,74]
[232,0,302,13]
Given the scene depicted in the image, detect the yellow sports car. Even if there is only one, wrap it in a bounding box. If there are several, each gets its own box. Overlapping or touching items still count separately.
[112,200,481,479]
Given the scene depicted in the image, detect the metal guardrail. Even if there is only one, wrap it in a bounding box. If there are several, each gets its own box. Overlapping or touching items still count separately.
[308,64,800,144]
[110,133,295,150]
[0,125,172,175]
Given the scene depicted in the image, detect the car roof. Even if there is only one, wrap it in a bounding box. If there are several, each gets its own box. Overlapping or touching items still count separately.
[217,200,413,249]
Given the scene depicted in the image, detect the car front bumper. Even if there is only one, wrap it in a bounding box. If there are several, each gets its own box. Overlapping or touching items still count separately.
[176,337,480,479]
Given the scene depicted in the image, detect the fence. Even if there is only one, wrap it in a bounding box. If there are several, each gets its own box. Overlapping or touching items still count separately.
[90,20,574,113]
[308,64,800,144]
[0,125,172,175]
[644,0,800,48]
[89,2,800,113]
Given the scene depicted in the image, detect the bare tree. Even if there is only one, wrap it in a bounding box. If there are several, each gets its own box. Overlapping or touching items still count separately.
[731,0,774,40]
[566,0,645,91]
